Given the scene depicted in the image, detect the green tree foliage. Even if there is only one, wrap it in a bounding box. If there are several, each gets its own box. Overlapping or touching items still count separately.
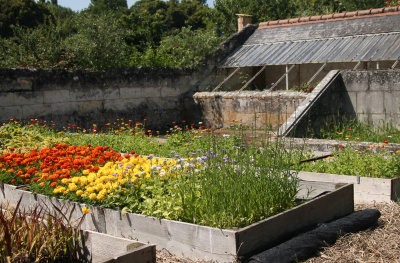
[64,13,130,70]
[0,0,52,37]
[294,0,384,16]
[121,0,210,50]
[87,0,128,14]
[340,0,384,10]
[212,0,297,35]
[130,27,223,67]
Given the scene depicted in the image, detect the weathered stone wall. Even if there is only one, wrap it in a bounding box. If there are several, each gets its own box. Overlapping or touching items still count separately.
[0,24,258,129]
[0,68,202,129]
[341,69,400,126]
[193,91,307,129]
[280,69,400,138]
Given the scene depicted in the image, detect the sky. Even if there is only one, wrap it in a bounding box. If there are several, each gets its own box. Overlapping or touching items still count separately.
[57,0,214,11]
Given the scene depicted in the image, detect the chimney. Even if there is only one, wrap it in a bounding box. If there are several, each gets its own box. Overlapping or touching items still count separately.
[236,14,252,32]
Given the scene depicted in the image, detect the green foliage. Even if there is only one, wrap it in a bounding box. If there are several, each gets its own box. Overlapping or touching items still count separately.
[131,27,223,67]
[317,118,400,143]
[0,0,52,37]
[87,0,128,14]
[64,12,130,70]
[212,0,297,35]
[292,82,316,93]
[301,147,400,178]
[0,199,86,262]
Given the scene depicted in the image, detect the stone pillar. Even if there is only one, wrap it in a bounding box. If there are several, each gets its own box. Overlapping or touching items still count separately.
[236,14,252,32]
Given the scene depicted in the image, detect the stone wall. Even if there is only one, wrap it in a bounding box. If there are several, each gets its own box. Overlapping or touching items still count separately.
[280,69,400,138]
[193,91,307,129]
[0,24,258,129]
[0,68,201,129]
[341,69,400,126]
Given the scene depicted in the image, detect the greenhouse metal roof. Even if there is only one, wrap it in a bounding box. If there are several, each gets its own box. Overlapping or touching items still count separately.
[220,7,400,68]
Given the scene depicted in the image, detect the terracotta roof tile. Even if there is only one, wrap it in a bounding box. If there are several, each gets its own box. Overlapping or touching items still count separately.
[258,5,400,29]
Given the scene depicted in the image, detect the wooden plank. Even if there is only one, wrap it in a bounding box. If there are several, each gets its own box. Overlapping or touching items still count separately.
[298,171,398,203]
[239,65,267,91]
[212,67,240,92]
[0,182,354,262]
[236,184,354,257]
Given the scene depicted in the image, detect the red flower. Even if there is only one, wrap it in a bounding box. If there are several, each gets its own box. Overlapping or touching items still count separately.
[130,151,136,155]
[383,141,388,144]
[339,145,344,148]
[11,179,16,183]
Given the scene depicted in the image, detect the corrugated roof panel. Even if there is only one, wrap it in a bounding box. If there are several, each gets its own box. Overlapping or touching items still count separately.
[331,36,364,62]
[379,35,400,60]
[371,34,399,60]
[220,32,400,67]
[325,37,357,62]
[293,40,325,63]
[353,35,382,61]
[267,42,293,64]
[283,41,315,64]
[270,42,301,65]
[306,38,342,63]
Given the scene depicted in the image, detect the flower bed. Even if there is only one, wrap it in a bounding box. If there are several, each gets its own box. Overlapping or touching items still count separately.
[0,182,354,261]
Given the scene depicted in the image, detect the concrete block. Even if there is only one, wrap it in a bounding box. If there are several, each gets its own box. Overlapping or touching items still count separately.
[148,97,179,110]
[0,93,16,107]
[50,102,79,114]
[120,87,143,99]
[103,87,120,100]
[21,104,52,118]
[142,87,161,98]
[70,88,103,101]
[43,89,70,103]
[341,71,369,92]
[77,101,104,113]
[104,99,146,112]
[160,86,184,97]
[356,91,384,114]
[383,91,400,114]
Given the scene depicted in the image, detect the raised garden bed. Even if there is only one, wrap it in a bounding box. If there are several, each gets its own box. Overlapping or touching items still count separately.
[0,181,354,262]
[286,138,400,153]
[298,171,400,203]
[81,229,155,263]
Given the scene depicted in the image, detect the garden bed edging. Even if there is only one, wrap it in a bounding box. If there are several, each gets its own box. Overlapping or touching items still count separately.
[0,182,353,262]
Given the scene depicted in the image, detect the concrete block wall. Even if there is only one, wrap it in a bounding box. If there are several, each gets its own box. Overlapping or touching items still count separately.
[341,69,400,126]
[193,91,307,129]
[0,68,204,129]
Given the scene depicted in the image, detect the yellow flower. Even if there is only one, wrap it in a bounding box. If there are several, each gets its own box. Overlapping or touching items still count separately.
[89,193,97,200]
[68,183,77,191]
[82,207,90,214]
[76,190,83,196]
[83,169,90,175]
[97,194,105,201]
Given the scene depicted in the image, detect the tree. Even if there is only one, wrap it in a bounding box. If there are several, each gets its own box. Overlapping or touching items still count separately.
[0,0,52,37]
[339,0,384,10]
[87,0,128,14]
[212,0,296,36]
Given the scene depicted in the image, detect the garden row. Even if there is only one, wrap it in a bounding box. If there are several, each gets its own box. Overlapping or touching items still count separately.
[0,118,399,261]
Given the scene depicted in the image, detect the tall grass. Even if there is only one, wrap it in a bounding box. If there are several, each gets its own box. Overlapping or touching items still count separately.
[318,118,400,143]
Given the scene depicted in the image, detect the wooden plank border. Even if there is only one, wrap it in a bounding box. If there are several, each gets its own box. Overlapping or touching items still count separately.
[298,171,400,203]
[0,183,353,262]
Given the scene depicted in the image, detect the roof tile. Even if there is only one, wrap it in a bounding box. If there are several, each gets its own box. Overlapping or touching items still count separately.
[258,5,400,29]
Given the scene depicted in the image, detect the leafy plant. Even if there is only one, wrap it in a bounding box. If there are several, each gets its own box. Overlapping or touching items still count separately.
[0,198,87,262]
[292,82,316,93]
